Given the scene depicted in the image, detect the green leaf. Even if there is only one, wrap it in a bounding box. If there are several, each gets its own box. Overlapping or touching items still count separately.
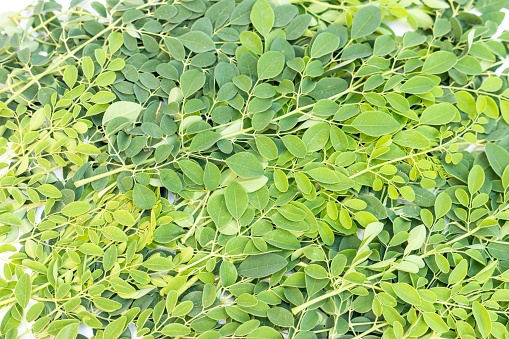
[0,213,21,226]
[454,56,482,75]
[448,259,468,284]
[204,162,221,191]
[220,260,238,287]
[306,167,340,184]
[160,168,183,192]
[304,264,328,279]
[180,69,206,98]
[393,130,430,149]
[112,210,136,226]
[352,111,400,137]
[82,56,94,80]
[208,194,233,227]
[179,159,204,185]
[162,323,191,337]
[258,51,285,80]
[237,253,287,278]
[302,122,330,152]
[247,326,283,339]
[311,32,339,58]
[485,143,509,176]
[468,165,485,194]
[419,103,457,125]
[472,301,491,338]
[255,136,278,160]
[225,181,249,219]
[93,297,122,312]
[64,65,78,89]
[164,37,185,60]
[423,312,449,333]
[250,0,274,37]
[400,76,434,94]
[278,205,307,221]
[263,229,301,249]
[385,93,410,113]
[37,184,62,198]
[435,192,451,219]
[104,316,126,339]
[102,101,142,125]
[422,51,457,74]
[55,324,78,339]
[102,226,128,242]
[61,201,91,217]
[178,31,215,53]
[172,300,193,318]
[392,283,421,305]
[74,144,101,155]
[267,307,294,327]
[190,131,221,152]
[79,243,104,256]
[15,273,31,308]
[226,152,264,178]
[351,6,382,39]
[133,184,156,210]
[282,135,307,158]
[143,256,174,271]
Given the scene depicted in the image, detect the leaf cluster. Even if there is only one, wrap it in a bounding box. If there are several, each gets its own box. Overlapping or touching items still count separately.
[1,0,509,338]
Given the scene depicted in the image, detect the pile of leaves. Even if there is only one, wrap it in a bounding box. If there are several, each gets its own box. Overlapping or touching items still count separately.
[1,0,509,338]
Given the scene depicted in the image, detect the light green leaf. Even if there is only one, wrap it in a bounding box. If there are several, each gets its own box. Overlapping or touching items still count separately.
[352,111,400,137]
[258,51,285,80]
[351,6,382,39]
[393,130,430,149]
[454,56,482,75]
[37,184,62,198]
[267,307,294,327]
[400,76,434,94]
[422,51,457,74]
[102,226,128,242]
[180,69,206,98]
[79,243,104,256]
[102,101,142,125]
[15,273,31,308]
[255,136,278,160]
[302,122,330,152]
[133,184,156,210]
[94,297,122,312]
[250,0,274,37]
[226,152,264,178]
[311,32,339,58]
[55,323,79,339]
[190,131,221,152]
[423,312,449,333]
[237,253,287,278]
[178,31,215,53]
[104,316,126,339]
[468,165,485,194]
[162,323,191,337]
[392,283,421,305]
[282,135,307,158]
[419,103,457,125]
[61,201,91,217]
[225,181,249,219]
[448,259,468,284]
[472,301,492,338]
[435,192,451,219]
[112,210,136,226]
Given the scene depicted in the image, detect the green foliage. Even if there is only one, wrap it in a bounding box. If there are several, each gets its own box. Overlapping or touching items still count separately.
[0,0,509,338]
